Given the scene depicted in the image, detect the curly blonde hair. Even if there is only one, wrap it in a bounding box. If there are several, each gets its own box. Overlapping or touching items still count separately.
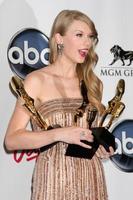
[49,10,105,114]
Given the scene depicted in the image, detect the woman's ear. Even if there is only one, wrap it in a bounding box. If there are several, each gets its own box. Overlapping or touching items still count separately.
[54,33,63,44]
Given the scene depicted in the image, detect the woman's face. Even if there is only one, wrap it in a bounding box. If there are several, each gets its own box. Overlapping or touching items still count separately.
[61,20,94,64]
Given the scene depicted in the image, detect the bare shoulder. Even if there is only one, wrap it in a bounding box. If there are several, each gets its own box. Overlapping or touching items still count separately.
[23,69,45,102]
[39,64,56,76]
[24,69,42,88]
[23,66,54,101]
[24,66,53,85]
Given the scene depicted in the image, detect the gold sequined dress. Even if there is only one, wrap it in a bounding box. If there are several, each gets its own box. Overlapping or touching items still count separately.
[31,98,108,200]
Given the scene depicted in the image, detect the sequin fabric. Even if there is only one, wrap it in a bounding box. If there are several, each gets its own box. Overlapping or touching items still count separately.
[31,98,108,200]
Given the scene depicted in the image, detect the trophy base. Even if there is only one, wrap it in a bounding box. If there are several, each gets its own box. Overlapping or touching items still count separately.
[65,127,116,159]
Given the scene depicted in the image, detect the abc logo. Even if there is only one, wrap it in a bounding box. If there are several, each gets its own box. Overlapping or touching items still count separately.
[115,131,133,156]
[7,28,49,79]
[111,119,133,172]
[8,41,49,65]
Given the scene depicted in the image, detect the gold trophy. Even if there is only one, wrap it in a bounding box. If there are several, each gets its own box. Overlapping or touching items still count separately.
[10,76,61,132]
[10,76,61,152]
[10,76,48,130]
[66,79,125,159]
[87,79,125,158]
[99,79,125,129]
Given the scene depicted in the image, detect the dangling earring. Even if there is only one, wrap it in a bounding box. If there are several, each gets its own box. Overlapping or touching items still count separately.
[57,43,64,55]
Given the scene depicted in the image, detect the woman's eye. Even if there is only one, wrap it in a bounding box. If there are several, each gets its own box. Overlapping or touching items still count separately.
[76,33,83,37]
[88,35,95,40]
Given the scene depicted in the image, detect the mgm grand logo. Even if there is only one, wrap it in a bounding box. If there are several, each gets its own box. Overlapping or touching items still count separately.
[101,45,133,77]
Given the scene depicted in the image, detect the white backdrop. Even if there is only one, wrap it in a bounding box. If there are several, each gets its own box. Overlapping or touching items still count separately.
[0,0,133,199]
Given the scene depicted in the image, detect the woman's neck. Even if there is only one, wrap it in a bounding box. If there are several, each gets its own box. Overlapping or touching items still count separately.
[52,57,77,79]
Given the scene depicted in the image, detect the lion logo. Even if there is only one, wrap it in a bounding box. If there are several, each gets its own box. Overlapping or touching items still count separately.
[110,45,133,66]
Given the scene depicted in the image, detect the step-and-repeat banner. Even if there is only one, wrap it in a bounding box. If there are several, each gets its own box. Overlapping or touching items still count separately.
[0,0,133,199]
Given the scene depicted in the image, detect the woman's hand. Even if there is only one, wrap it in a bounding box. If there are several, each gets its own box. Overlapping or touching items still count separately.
[53,126,94,149]
[96,145,114,159]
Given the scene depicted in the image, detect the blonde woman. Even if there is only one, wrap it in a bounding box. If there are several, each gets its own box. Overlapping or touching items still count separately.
[5,10,114,200]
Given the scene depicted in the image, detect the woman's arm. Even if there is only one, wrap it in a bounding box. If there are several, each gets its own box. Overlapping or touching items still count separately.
[4,71,57,150]
[4,99,58,150]
[4,100,93,151]
[5,71,93,151]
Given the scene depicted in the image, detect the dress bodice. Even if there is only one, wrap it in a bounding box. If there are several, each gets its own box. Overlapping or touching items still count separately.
[31,98,97,131]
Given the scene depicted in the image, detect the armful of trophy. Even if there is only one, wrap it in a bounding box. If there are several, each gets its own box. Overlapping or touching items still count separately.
[65,79,125,159]
[10,76,49,130]
[91,79,125,153]
[10,76,61,151]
